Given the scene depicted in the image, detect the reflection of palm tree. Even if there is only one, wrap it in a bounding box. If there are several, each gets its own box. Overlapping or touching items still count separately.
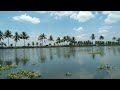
[14,49,20,65]
[39,48,46,63]
[56,47,61,58]
[49,48,53,60]
[92,53,96,60]
[21,49,29,65]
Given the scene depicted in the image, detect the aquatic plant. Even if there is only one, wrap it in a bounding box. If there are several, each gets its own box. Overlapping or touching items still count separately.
[98,64,115,71]
[0,64,16,71]
[7,70,41,79]
[66,72,72,76]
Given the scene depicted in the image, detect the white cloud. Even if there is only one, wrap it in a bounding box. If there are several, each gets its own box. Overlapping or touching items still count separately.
[103,11,120,24]
[50,11,75,17]
[70,11,95,22]
[73,27,84,32]
[76,34,86,39]
[13,14,40,24]
[98,29,108,34]
[98,26,111,34]
[35,11,48,14]
[35,11,95,22]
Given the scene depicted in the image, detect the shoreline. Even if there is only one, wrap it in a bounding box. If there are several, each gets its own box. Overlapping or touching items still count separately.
[0,45,120,49]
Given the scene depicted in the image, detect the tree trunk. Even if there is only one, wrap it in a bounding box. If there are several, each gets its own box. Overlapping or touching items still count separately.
[15,42,17,47]
[42,39,43,46]
[8,37,9,47]
[24,39,25,47]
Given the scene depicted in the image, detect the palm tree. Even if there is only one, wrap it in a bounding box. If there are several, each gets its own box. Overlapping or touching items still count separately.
[32,42,34,46]
[117,38,120,43]
[36,42,38,46]
[113,37,116,41]
[38,33,47,46]
[66,35,71,45]
[13,32,20,47]
[4,30,13,47]
[48,35,54,46]
[62,36,67,45]
[20,32,29,47]
[0,30,4,47]
[71,37,76,45]
[99,35,104,41]
[38,35,43,46]
[27,43,30,47]
[90,34,95,45]
[56,37,61,46]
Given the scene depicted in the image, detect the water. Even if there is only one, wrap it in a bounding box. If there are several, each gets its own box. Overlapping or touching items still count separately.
[0,46,120,79]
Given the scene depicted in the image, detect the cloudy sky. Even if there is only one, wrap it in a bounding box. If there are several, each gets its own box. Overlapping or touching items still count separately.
[0,11,120,46]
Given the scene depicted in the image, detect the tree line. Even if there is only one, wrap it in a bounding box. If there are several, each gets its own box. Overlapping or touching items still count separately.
[0,30,120,47]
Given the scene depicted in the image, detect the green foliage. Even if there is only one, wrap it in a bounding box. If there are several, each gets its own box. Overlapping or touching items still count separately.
[7,70,41,79]
[0,64,16,71]
[98,64,115,70]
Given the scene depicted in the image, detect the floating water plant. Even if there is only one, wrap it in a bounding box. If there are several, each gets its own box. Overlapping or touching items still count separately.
[7,70,41,79]
[66,72,72,76]
[0,64,16,71]
[98,64,115,71]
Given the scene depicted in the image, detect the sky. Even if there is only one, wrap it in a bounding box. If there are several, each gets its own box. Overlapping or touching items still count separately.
[0,11,120,46]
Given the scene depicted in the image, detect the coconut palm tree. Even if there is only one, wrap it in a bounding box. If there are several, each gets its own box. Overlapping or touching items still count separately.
[36,42,38,46]
[32,42,34,46]
[13,32,20,47]
[66,35,71,45]
[38,35,43,46]
[71,37,76,45]
[27,43,30,47]
[4,30,13,47]
[99,35,104,41]
[56,37,61,46]
[48,35,54,46]
[90,34,95,45]
[38,33,47,46]
[0,30,4,47]
[20,32,29,47]
[113,37,116,41]
[117,38,120,44]
[62,36,67,45]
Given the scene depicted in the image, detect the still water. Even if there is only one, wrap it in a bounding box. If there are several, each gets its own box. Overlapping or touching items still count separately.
[0,46,120,79]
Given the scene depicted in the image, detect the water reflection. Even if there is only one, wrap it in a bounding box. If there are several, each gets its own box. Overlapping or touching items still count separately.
[0,46,120,79]
[49,48,53,60]
[39,48,46,63]
[14,49,29,65]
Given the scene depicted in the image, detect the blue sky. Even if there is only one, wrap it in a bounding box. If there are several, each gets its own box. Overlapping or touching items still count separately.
[0,11,120,46]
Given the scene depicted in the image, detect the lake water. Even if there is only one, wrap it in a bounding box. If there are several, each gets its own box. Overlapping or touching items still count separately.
[0,46,120,79]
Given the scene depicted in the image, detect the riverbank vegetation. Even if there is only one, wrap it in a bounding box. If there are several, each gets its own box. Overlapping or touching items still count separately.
[0,30,120,48]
